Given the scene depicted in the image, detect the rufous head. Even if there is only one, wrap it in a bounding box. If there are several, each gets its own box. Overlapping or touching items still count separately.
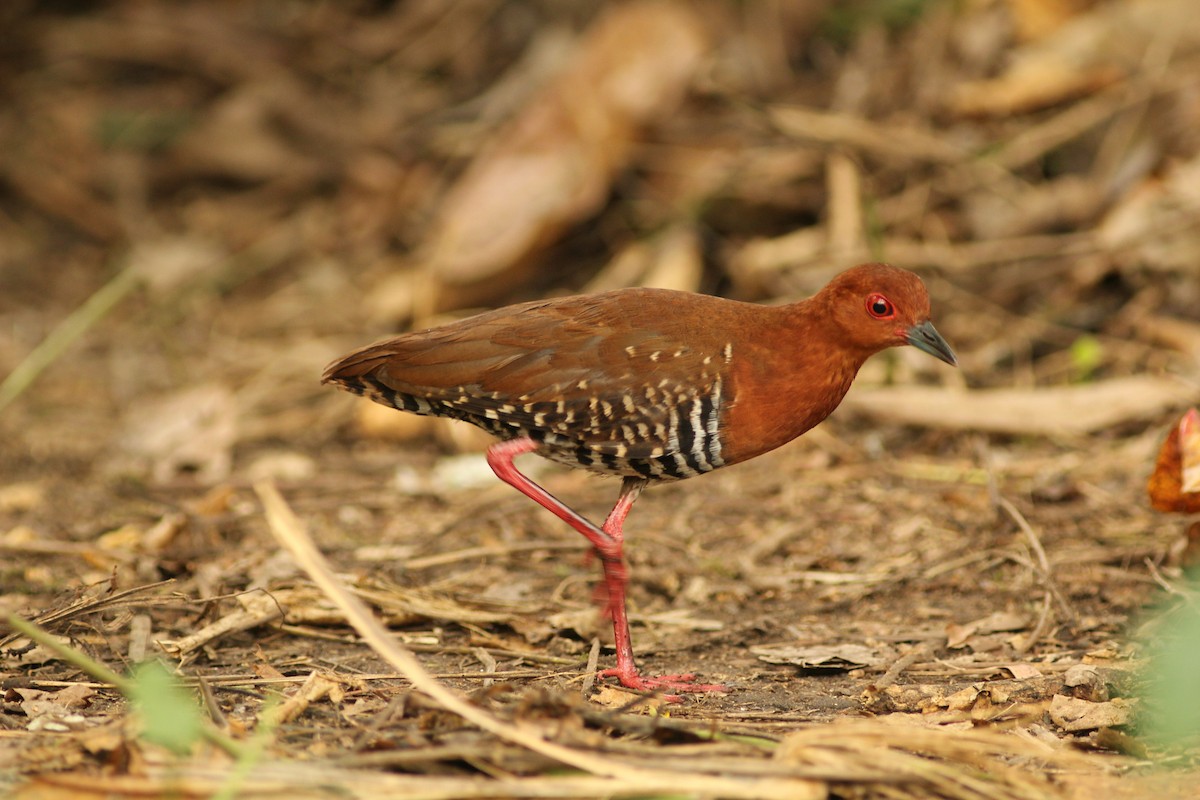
[818,263,957,366]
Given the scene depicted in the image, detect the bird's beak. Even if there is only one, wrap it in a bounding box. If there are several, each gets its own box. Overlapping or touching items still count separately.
[906,320,957,367]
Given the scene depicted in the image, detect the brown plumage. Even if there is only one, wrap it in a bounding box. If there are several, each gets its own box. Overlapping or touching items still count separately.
[323,263,957,696]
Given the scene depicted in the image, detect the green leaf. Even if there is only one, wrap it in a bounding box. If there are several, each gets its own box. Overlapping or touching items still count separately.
[1144,595,1200,748]
[1069,335,1103,382]
[129,661,204,756]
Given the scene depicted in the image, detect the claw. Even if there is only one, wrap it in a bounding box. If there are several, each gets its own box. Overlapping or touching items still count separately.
[597,666,728,701]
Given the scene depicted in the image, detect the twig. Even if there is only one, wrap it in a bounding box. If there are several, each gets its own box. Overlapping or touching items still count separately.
[871,638,940,693]
[0,579,178,649]
[767,105,967,165]
[996,497,1051,576]
[473,647,497,688]
[404,540,583,570]
[196,674,228,728]
[253,480,646,780]
[1015,593,1054,657]
[581,638,601,697]
[996,495,1078,627]
[1143,557,1199,607]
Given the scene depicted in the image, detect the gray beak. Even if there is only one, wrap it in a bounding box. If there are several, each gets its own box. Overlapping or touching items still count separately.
[906,320,957,367]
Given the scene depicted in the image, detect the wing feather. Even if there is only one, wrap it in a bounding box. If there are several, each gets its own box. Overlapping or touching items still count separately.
[323,289,729,460]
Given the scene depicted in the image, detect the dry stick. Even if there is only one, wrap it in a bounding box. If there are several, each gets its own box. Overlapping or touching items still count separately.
[997,51,1199,174]
[1092,35,1176,185]
[996,495,1078,626]
[253,480,646,780]
[890,72,1187,229]
[870,637,941,694]
[580,639,601,696]
[978,441,1066,656]
[826,150,864,257]
[473,647,497,688]
[1143,557,1199,607]
[196,673,229,728]
[766,105,965,165]
[127,613,152,663]
[405,540,582,570]
[0,579,177,649]
[1017,593,1055,657]
[991,88,1138,173]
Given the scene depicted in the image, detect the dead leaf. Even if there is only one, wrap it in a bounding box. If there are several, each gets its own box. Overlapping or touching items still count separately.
[1099,154,1200,273]
[355,583,520,625]
[637,608,724,632]
[253,661,287,681]
[119,384,237,484]
[1008,0,1095,42]
[353,397,437,441]
[752,643,883,671]
[973,610,1033,634]
[876,676,1063,718]
[421,1,707,309]
[776,718,1064,800]
[1049,694,1133,732]
[126,236,226,296]
[13,685,95,717]
[945,622,978,650]
[14,686,96,733]
[507,615,556,645]
[169,82,322,183]
[588,683,670,712]
[948,608,1032,651]
[999,663,1045,680]
[142,512,187,552]
[0,482,44,512]
[1148,409,1200,513]
[245,451,317,483]
[189,485,236,516]
[340,695,389,719]
[546,608,604,642]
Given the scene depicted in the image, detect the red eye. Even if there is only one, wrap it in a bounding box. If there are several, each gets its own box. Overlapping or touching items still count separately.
[866,294,895,319]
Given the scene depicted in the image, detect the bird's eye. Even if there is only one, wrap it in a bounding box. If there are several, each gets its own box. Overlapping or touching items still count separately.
[866,294,895,319]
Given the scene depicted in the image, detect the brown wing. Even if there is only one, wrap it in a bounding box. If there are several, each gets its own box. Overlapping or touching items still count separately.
[323,289,733,477]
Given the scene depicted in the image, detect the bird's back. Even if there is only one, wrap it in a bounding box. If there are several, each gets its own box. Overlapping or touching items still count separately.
[323,288,756,480]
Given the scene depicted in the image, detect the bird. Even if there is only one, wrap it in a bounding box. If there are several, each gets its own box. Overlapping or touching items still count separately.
[322,263,957,696]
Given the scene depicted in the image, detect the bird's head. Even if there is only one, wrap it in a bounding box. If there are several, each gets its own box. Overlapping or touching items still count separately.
[820,263,957,367]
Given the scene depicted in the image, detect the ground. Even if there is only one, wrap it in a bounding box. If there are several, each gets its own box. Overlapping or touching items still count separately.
[2,2,1200,798]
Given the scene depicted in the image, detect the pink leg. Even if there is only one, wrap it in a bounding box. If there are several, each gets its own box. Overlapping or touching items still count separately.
[487,438,726,698]
[588,476,641,614]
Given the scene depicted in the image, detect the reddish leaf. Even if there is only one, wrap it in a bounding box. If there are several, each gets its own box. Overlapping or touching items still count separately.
[1147,409,1200,513]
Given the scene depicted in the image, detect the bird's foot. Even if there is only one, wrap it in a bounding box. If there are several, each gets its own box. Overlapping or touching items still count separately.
[598,666,727,700]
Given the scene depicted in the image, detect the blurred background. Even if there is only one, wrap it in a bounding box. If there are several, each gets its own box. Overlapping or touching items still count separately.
[3,0,1197,464]
[2,0,1200,765]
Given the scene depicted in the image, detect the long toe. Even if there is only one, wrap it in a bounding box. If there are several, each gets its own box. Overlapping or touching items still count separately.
[598,667,728,698]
